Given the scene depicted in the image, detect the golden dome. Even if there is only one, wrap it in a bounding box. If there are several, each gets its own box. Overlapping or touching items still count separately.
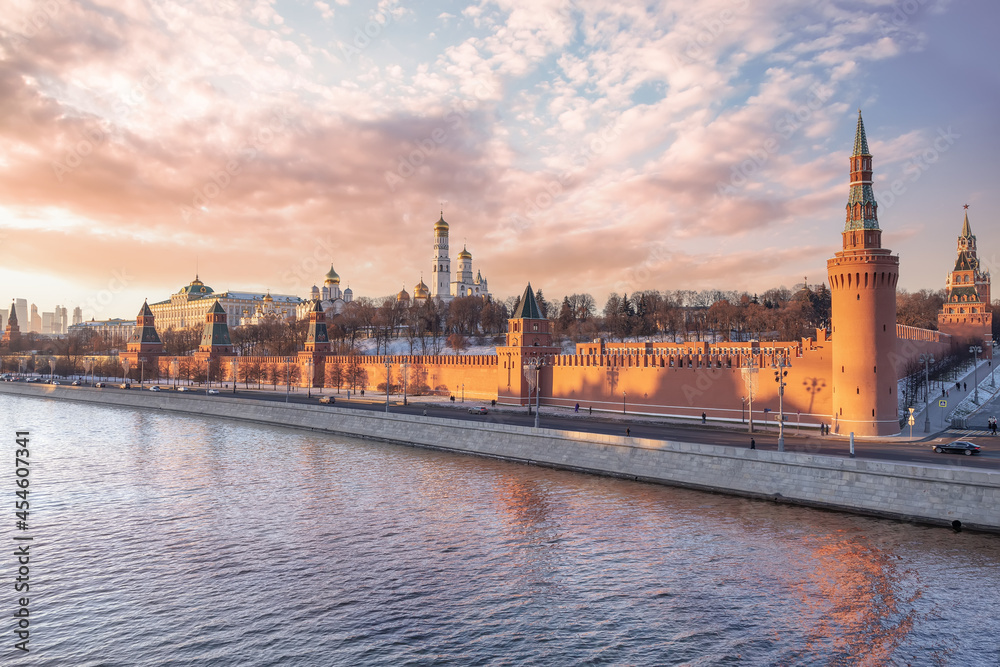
[263,291,273,302]
[414,279,429,298]
[324,265,340,284]
[458,245,472,260]
[397,288,411,302]
[434,213,449,234]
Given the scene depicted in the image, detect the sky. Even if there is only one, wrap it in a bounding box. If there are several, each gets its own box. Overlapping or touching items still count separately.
[1,0,998,322]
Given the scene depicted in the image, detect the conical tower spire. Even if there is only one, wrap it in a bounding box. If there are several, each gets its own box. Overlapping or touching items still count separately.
[852,109,870,157]
[961,204,973,238]
[844,110,880,248]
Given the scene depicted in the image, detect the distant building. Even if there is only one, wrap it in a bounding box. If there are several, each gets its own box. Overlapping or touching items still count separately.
[424,213,491,303]
[68,318,134,348]
[29,304,40,333]
[72,306,83,326]
[13,300,27,332]
[938,207,993,356]
[299,265,355,320]
[148,276,303,332]
[42,311,54,334]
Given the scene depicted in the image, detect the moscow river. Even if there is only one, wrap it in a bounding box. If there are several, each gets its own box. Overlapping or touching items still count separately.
[2,393,1000,666]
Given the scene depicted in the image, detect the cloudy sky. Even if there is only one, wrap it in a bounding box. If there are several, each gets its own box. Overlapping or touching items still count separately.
[1,0,997,320]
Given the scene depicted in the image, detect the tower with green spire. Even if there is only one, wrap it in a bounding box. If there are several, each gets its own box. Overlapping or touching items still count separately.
[127,301,165,354]
[198,300,234,355]
[827,111,900,436]
[496,283,559,406]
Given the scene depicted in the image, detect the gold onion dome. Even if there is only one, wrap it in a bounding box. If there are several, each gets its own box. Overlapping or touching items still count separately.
[458,245,472,260]
[263,291,273,302]
[414,279,429,297]
[434,213,449,233]
[324,265,340,284]
[397,287,410,302]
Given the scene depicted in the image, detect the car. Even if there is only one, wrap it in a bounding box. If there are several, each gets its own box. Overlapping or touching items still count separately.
[50,380,60,385]
[177,386,191,392]
[933,440,982,456]
[207,389,220,395]
[319,396,336,404]
[95,382,106,388]
[71,380,81,386]
[468,406,489,415]
[119,383,131,389]
[149,386,161,392]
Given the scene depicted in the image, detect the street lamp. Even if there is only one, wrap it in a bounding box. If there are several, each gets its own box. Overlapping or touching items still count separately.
[741,395,746,423]
[622,391,626,415]
[522,358,545,428]
[919,354,934,433]
[121,358,130,385]
[232,357,238,394]
[402,361,409,406]
[284,357,291,403]
[970,345,982,404]
[384,359,392,413]
[773,352,790,452]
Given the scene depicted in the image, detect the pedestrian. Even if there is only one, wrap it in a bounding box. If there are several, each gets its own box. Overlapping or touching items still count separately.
[361,389,365,397]
[750,438,756,450]
[702,412,707,424]
[589,406,592,415]
[422,409,427,416]
[626,427,631,437]
[575,403,579,413]
[964,382,967,392]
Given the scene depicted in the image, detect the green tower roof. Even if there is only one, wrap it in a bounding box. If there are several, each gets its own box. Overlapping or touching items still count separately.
[513,283,542,319]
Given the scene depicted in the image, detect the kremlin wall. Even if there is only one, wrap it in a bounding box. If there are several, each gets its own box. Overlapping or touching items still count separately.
[114,113,992,438]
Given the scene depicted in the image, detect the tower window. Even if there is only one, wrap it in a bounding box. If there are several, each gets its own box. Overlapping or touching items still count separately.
[856,387,859,394]
[857,294,860,301]
[872,409,875,417]
[873,366,876,373]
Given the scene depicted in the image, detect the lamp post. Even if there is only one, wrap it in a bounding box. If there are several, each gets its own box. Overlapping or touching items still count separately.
[305,357,313,399]
[773,352,790,452]
[741,395,746,423]
[284,357,291,403]
[970,345,982,404]
[232,357,238,394]
[170,358,179,389]
[522,358,544,428]
[121,358,130,386]
[622,391,626,415]
[919,353,934,433]
[139,357,145,389]
[48,357,56,382]
[384,359,392,413]
[402,361,408,406]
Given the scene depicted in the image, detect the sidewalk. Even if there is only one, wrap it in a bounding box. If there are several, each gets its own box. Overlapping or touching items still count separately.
[902,360,997,440]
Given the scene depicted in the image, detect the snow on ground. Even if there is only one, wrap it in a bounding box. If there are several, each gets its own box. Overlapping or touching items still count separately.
[951,365,1000,425]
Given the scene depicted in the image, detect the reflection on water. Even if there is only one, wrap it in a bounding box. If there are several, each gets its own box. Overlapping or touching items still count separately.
[3,394,1000,666]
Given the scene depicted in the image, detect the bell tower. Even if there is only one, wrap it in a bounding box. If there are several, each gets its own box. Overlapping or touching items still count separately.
[827,111,900,436]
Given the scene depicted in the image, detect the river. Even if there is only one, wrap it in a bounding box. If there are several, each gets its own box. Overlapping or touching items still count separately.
[2,393,999,665]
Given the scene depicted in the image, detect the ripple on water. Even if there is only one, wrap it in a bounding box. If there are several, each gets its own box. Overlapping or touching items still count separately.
[3,394,1000,665]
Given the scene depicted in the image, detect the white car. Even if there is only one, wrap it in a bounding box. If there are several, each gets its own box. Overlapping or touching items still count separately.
[149,386,161,392]
[177,386,191,392]
[207,389,220,395]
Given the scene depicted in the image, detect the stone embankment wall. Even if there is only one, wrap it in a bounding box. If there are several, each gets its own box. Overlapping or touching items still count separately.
[5,383,999,533]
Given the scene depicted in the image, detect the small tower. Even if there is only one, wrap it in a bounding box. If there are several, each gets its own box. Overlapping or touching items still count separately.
[496,283,559,405]
[323,265,341,301]
[304,300,331,353]
[127,301,165,354]
[827,111,900,436]
[938,206,993,356]
[1,299,20,346]
[198,300,234,355]
[456,245,473,295]
[431,212,452,302]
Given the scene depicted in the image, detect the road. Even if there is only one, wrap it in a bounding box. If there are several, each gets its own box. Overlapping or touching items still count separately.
[53,380,1000,472]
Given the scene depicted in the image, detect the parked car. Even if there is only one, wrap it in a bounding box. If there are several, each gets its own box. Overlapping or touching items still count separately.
[119,383,131,389]
[50,380,60,385]
[71,380,81,386]
[95,382,106,388]
[207,389,220,395]
[933,441,982,456]
[177,386,191,392]
[468,406,489,415]
[149,386,161,392]
[319,396,336,404]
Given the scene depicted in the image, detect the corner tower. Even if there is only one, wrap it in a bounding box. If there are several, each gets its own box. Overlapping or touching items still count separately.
[827,111,900,436]
[430,213,452,302]
[496,284,559,405]
[127,301,165,354]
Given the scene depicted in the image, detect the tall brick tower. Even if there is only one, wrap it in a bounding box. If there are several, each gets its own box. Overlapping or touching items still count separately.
[827,111,900,436]
[198,300,234,355]
[496,283,559,405]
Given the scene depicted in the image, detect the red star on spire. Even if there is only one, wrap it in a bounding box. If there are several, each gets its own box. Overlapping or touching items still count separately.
[963,204,970,210]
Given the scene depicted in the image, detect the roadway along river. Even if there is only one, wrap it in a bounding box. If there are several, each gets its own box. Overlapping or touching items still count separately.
[2,393,999,665]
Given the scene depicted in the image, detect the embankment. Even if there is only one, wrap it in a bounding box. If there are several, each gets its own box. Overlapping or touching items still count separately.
[5,383,999,533]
